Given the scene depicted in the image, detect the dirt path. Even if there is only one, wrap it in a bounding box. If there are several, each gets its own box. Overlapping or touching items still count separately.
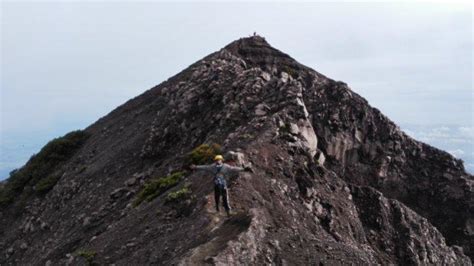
[179,193,252,265]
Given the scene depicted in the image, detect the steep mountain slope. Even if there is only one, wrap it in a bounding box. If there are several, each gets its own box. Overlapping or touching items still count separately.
[0,36,471,265]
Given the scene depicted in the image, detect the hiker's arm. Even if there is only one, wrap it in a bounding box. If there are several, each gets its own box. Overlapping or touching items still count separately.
[226,164,254,173]
[224,164,246,173]
[193,164,214,172]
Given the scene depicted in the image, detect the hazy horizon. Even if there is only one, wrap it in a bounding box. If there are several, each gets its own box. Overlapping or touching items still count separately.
[1,2,472,179]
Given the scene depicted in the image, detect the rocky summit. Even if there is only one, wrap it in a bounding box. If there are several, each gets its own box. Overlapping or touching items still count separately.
[0,36,472,265]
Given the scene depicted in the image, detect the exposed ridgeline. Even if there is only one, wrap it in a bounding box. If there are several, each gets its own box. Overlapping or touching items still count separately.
[0,36,472,265]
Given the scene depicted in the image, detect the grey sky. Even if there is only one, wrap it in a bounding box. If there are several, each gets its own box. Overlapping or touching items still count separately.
[1,2,472,178]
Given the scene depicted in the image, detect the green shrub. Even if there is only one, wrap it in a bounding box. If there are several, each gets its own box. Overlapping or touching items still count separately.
[78,166,87,173]
[283,65,298,79]
[0,130,89,207]
[35,175,61,194]
[0,188,12,206]
[279,123,291,133]
[240,133,254,139]
[76,249,96,265]
[133,171,185,206]
[165,186,192,203]
[186,143,222,165]
[165,184,196,217]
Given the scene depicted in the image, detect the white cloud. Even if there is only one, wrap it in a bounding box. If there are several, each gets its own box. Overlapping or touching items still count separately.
[466,164,474,173]
[402,124,473,174]
[407,126,474,144]
[448,138,473,144]
[435,126,451,132]
[458,126,474,139]
[448,149,465,158]
[403,129,416,138]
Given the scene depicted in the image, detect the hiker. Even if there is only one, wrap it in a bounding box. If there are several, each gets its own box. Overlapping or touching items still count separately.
[190,155,251,216]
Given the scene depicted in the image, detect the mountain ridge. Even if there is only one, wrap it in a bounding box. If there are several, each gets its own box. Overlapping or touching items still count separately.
[0,36,472,265]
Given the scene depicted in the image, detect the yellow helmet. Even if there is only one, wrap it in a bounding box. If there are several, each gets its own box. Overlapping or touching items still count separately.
[214,155,224,161]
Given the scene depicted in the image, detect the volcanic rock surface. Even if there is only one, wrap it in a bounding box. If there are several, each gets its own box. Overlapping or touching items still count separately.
[0,36,472,265]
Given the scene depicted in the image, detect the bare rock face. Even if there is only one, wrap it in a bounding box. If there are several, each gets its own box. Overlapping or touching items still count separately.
[0,36,472,265]
[351,186,468,265]
[302,78,474,259]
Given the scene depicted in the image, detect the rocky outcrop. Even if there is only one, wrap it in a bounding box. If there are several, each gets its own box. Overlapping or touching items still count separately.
[301,79,473,259]
[351,186,469,265]
[0,36,471,265]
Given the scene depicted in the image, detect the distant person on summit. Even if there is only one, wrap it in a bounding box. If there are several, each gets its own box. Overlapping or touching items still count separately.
[190,155,252,216]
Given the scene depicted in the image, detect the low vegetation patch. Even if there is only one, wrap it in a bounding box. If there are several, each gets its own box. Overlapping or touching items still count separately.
[186,143,221,165]
[239,133,254,140]
[165,186,192,203]
[133,171,185,206]
[75,249,97,265]
[77,166,87,173]
[35,175,61,194]
[279,123,291,134]
[165,184,196,217]
[283,65,298,79]
[0,130,89,207]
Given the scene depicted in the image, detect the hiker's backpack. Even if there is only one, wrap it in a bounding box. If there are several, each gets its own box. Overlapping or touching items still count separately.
[213,165,227,189]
